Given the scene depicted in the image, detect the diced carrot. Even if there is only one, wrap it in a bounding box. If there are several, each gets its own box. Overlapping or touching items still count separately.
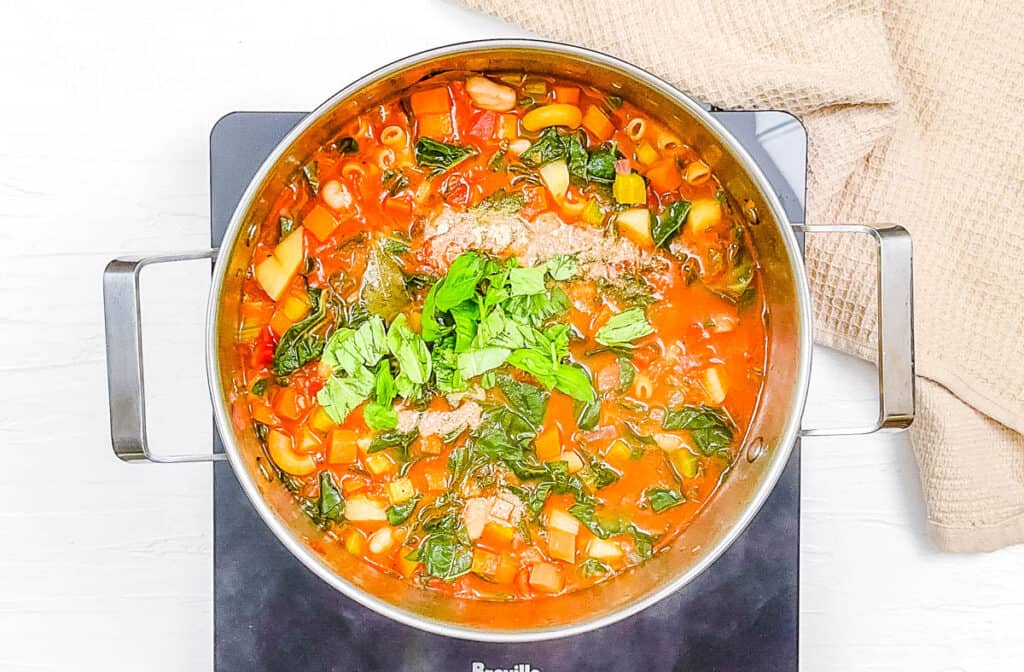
[251,403,278,427]
[268,309,295,337]
[493,553,519,584]
[498,114,519,139]
[581,105,614,140]
[553,86,580,105]
[645,158,682,193]
[303,204,339,242]
[280,293,310,321]
[383,196,412,216]
[535,426,562,462]
[605,439,632,466]
[472,548,501,577]
[342,476,368,495]
[296,427,322,453]
[328,429,359,464]
[547,528,577,563]
[480,521,516,549]
[416,113,453,139]
[274,388,302,421]
[410,87,451,117]
[528,562,564,594]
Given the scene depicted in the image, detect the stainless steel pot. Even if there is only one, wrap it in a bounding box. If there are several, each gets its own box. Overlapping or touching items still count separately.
[103,39,915,641]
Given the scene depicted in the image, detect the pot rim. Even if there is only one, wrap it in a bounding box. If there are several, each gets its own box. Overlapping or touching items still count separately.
[205,37,812,642]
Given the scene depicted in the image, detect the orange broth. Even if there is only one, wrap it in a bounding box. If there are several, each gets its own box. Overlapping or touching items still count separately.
[236,72,766,600]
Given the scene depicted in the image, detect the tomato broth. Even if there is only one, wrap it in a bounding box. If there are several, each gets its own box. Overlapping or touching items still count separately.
[236,72,766,600]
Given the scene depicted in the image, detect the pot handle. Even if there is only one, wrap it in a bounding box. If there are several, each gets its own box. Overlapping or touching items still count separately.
[794,225,915,436]
[103,251,227,462]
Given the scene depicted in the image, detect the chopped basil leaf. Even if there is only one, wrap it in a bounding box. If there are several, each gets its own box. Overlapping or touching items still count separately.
[595,307,654,347]
[496,374,549,428]
[387,313,432,388]
[545,254,578,281]
[321,315,388,376]
[433,251,487,311]
[508,266,547,296]
[316,365,375,423]
[457,346,511,379]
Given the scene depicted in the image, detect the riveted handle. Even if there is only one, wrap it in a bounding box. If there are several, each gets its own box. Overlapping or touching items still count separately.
[795,225,915,436]
[103,251,227,462]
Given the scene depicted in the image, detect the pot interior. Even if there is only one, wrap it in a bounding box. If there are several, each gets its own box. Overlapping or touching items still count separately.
[210,40,808,639]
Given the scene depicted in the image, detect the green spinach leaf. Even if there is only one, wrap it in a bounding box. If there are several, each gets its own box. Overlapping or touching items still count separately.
[272,288,329,376]
[594,307,654,347]
[386,496,420,525]
[662,405,734,456]
[651,200,691,248]
[645,487,685,512]
[415,137,477,173]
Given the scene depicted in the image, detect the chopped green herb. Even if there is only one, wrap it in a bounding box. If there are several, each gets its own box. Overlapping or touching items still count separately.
[250,378,269,396]
[333,136,359,154]
[386,496,420,525]
[651,200,691,248]
[662,405,734,457]
[645,487,685,512]
[595,307,654,348]
[415,137,476,173]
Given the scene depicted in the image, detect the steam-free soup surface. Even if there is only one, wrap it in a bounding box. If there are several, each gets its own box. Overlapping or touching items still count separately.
[236,73,765,599]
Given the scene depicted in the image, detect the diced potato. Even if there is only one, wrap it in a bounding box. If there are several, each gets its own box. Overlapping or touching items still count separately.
[266,429,316,476]
[562,451,584,474]
[521,104,582,132]
[494,553,519,584]
[309,406,337,433]
[328,429,358,464]
[489,492,519,523]
[280,293,311,321]
[635,141,659,166]
[539,160,570,201]
[397,553,419,578]
[547,528,577,563]
[653,432,686,452]
[343,528,365,555]
[702,366,728,405]
[548,508,580,535]
[605,438,632,466]
[535,426,562,462]
[616,208,653,247]
[612,173,646,205]
[528,562,564,593]
[303,204,339,241]
[268,309,296,337]
[387,477,416,505]
[671,450,700,479]
[365,452,395,476]
[587,538,624,561]
[251,404,278,427]
[480,521,516,548]
[368,527,395,555]
[419,434,444,455]
[581,105,614,140]
[295,427,322,453]
[356,436,373,455]
[508,138,531,156]
[688,199,722,235]
[462,498,491,540]
[255,226,305,301]
[472,548,501,577]
[345,495,388,522]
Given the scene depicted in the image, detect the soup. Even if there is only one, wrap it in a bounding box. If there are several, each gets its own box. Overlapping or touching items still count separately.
[235,72,765,600]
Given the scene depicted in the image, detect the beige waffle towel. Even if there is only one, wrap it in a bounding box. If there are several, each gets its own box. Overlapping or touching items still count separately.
[459,0,1024,551]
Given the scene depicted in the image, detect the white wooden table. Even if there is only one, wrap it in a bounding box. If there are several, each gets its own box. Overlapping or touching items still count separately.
[2,1,1022,670]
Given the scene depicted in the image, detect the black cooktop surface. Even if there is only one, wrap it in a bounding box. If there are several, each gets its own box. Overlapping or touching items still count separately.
[211,109,806,672]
